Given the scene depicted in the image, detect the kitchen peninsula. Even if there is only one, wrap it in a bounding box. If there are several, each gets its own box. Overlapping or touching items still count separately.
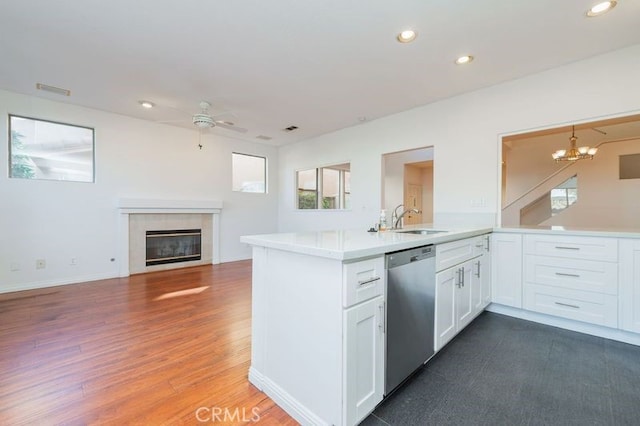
[240,226,491,426]
[242,224,640,425]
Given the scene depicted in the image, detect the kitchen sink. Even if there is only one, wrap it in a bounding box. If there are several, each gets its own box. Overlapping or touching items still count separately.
[395,229,447,235]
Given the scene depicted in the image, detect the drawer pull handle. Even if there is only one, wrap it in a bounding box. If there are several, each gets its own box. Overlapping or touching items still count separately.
[555,301,580,309]
[358,276,381,286]
[555,246,580,250]
[555,272,580,278]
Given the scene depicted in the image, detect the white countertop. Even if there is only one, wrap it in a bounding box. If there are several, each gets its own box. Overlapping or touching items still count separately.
[241,224,640,261]
[240,225,492,261]
[494,225,640,239]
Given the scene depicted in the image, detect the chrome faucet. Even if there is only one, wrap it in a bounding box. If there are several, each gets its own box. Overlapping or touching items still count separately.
[393,207,421,229]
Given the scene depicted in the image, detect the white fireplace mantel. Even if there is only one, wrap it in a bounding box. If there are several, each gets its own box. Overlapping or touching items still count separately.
[118,198,223,214]
[117,198,223,277]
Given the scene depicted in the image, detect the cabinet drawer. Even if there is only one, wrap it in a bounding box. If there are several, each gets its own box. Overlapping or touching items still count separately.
[524,234,617,262]
[524,255,618,295]
[436,237,478,272]
[523,283,618,328]
[343,256,385,308]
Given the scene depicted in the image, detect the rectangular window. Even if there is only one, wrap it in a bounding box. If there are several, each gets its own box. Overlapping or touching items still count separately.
[232,153,267,193]
[9,115,95,182]
[297,168,318,209]
[296,163,350,210]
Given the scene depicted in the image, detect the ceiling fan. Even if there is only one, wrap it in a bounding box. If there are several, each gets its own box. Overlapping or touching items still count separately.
[191,101,248,133]
[157,101,248,133]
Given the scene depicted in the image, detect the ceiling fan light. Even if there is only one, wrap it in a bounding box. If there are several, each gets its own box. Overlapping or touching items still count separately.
[552,152,560,160]
[555,150,566,157]
[588,147,598,155]
[578,146,589,155]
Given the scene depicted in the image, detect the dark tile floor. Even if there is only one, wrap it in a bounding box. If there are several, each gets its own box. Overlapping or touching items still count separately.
[362,312,640,426]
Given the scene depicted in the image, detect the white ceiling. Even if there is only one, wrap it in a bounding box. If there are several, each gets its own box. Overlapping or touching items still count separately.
[2,0,640,146]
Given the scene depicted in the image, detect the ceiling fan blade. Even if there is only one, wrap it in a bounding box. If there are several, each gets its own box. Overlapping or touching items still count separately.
[156,119,188,124]
[214,121,248,133]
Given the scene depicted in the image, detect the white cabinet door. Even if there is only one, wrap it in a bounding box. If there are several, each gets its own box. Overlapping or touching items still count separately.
[619,239,640,333]
[456,260,474,330]
[491,233,523,308]
[471,257,483,315]
[343,295,384,426]
[435,268,456,351]
[481,235,492,308]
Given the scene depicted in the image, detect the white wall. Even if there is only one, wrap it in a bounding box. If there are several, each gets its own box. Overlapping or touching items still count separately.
[0,90,279,292]
[277,44,640,232]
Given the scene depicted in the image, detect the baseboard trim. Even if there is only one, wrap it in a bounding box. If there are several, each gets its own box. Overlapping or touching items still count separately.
[487,303,640,346]
[248,367,328,426]
[1,272,118,294]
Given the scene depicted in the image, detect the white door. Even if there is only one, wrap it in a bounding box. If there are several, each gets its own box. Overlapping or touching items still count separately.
[343,296,384,425]
[435,268,456,351]
[404,184,423,225]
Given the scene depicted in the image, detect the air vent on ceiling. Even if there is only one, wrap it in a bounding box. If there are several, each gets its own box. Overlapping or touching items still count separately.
[283,125,299,132]
[256,135,273,141]
[36,83,71,96]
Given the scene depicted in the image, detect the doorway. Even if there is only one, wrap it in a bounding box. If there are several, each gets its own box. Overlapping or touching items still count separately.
[382,148,434,227]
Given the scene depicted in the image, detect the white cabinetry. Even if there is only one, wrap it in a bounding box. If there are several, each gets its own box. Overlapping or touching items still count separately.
[249,248,384,426]
[343,295,384,426]
[472,234,492,312]
[491,233,523,308]
[435,234,490,351]
[523,234,618,327]
[619,239,640,333]
[342,257,385,425]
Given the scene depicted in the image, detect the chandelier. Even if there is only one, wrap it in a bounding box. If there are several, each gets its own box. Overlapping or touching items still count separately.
[552,126,598,162]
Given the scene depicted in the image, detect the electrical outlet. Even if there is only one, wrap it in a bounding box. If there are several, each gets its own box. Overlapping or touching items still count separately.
[36,259,46,269]
[70,257,78,266]
[10,262,20,271]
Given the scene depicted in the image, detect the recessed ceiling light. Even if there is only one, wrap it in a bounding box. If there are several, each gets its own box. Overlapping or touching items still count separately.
[455,55,474,65]
[138,100,155,108]
[397,30,417,43]
[587,1,617,17]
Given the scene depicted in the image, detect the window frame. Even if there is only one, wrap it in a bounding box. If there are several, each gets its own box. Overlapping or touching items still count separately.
[295,163,351,210]
[231,152,267,193]
[8,114,96,183]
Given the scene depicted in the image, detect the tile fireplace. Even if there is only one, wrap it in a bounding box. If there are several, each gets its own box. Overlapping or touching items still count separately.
[117,199,222,276]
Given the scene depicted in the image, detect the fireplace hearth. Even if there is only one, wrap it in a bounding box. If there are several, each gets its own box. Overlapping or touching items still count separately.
[146,229,202,266]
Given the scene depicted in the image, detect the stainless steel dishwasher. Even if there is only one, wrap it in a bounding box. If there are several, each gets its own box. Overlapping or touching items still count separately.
[385,244,436,395]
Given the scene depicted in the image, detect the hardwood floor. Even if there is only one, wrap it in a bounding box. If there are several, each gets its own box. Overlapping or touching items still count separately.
[0,261,297,425]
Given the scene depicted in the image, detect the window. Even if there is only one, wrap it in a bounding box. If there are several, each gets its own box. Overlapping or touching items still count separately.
[9,115,94,182]
[296,163,351,209]
[232,153,266,193]
[550,175,577,215]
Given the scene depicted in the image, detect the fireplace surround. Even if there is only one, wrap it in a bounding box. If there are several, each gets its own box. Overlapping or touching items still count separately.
[117,199,222,276]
